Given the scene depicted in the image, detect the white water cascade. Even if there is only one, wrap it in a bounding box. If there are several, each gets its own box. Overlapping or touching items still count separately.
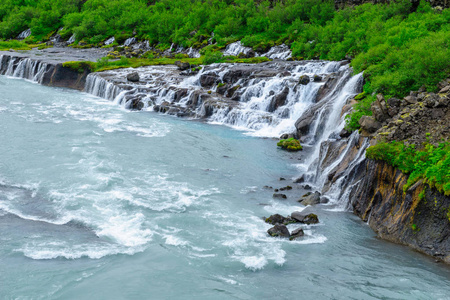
[17,29,31,39]
[0,55,49,84]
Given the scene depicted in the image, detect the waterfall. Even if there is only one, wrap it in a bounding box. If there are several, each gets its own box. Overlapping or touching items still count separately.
[104,37,115,45]
[223,42,253,56]
[67,34,76,44]
[17,29,31,39]
[0,55,49,84]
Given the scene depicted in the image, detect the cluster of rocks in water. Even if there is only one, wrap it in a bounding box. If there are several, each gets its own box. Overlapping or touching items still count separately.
[265,211,319,240]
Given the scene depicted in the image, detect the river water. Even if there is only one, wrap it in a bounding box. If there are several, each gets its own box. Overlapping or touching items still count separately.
[0,76,449,299]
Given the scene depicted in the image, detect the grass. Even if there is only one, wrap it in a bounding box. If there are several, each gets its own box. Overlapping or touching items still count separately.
[63,55,270,73]
[0,40,39,50]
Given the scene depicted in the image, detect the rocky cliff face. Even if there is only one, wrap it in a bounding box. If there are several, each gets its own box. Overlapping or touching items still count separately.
[322,79,450,263]
[349,159,450,263]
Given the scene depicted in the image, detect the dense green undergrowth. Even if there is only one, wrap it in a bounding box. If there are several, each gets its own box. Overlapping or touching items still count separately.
[366,141,450,196]
[1,0,449,129]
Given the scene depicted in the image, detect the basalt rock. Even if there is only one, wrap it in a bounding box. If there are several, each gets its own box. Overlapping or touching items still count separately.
[289,228,305,240]
[127,72,140,82]
[267,225,290,238]
[298,191,321,206]
[273,193,287,199]
[291,212,319,224]
[349,160,450,264]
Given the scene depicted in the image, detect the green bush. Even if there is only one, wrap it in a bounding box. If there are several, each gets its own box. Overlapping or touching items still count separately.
[277,138,303,152]
[202,50,223,65]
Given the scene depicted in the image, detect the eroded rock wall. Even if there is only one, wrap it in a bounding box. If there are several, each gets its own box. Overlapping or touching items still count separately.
[349,159,450,263]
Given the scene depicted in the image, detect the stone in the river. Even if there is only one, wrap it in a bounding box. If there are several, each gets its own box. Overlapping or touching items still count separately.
[265,214,287,225]
[127,72,140,82]
[273,193,287,199]
[299,75,310,85]
[289,228,305,240]
[294,175,305,183]
[299,191,321,205]
[303,184,312,190]
[267,225,290,238]
[320,196,330,204]
[291,212,319,224]
[279,186,292,191]
[174,61,190,71]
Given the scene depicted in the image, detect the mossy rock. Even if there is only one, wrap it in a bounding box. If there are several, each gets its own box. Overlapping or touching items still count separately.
[277,138,302,151]
[355,91,366,100]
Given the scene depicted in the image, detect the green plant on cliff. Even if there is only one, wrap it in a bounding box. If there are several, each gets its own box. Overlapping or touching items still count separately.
[277,138,303,151]
[366,141,450,195]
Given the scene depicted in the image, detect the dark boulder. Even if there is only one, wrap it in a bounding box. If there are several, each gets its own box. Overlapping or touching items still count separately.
[313,74,322,82]
[299,75,310,85]
[268,86,289,112]
[273,193,287,199]
[289,228,305,240]
[291,212,319,224]
[267,225,290,238]
[299,191,321,206]
[199,73,219,88]
[174,61,190,71]
[265,214,288,225]
[127,72,140,82]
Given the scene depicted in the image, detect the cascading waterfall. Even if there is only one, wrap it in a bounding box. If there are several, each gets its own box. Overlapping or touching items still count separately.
[2,53,366,209]
[0,55,49,84]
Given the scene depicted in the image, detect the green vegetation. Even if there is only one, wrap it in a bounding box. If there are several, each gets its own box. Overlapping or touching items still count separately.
[0,40,37,50]
[62,55,268,73]
[0,0,449,128]
[366,141,450,195]
[277,138,303,151]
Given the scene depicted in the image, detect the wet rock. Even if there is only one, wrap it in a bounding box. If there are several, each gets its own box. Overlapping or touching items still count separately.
[299,75,310,85]
[273,193,287,199]
[303,184,312,190]
[174,61,190,71]
[293,175,305,183]
[268,86,289,112]
[263,185,273,189]
[291,212,319,224]
[279,177,286,181]
[320,196,330,204]
[279,186,292,191]
[216,83,228,95]
[199,73,219,88]
[339,129,351,138]
[313,74,322,82]
[267,225,290,238]
[173,89,188,102]
[299,191,321,206]
[289,228,305,240]
[265,214,296,225]
[127,72,140,82]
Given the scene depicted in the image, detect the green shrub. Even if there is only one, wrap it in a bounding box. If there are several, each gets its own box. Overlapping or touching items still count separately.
[202,50,223,65]
[277,138,303,151]
[366,141,450,195]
